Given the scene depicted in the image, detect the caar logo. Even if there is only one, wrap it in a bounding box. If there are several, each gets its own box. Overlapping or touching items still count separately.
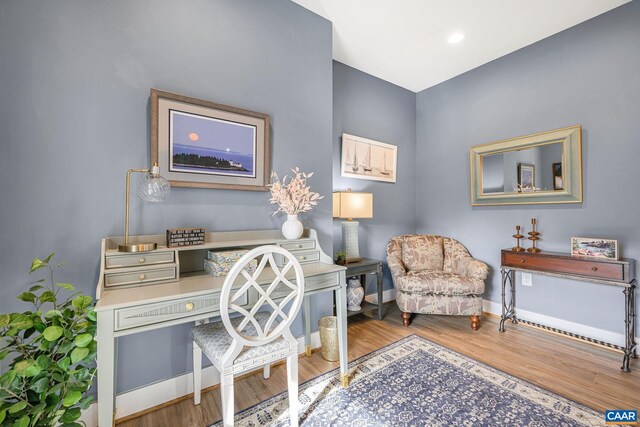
[606,410,637,425]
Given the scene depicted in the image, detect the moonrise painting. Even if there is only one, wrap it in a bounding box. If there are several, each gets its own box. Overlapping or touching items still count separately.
[169,110,257,178]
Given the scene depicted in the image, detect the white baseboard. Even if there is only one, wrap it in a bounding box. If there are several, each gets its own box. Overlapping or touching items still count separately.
[364,288,396,304]
[79,331,321,427]
[482,300,633,347]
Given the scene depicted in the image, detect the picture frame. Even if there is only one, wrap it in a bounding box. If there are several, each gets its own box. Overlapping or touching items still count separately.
[517,163,535,189]
[151,89,271,191]
[552,162,563,190]
[571,237,618,260]
[340,133,397,183]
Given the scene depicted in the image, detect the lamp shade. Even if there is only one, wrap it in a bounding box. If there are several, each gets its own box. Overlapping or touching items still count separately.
[333,191,373,219]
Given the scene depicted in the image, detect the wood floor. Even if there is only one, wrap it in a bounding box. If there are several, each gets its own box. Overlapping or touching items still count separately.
[118,304,639,426]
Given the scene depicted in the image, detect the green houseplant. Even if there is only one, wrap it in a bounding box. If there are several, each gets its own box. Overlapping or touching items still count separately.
[0,254,97,426]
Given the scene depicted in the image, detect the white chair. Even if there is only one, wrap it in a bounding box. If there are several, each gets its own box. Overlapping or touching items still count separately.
[192,245,305,427]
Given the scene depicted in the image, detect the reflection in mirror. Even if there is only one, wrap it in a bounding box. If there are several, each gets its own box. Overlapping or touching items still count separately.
[481,142,563,194]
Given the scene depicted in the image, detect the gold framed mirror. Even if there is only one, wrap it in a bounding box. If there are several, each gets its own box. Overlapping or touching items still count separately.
[470,125,582,206]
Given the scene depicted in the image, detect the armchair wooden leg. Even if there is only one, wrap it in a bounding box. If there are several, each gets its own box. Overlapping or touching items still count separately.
[470,315,480,331]
[401,311,412,327]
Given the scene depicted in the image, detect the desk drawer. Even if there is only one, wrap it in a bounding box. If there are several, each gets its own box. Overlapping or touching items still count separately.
[106,251,175,269]
[274,250,320,266]
[105,267,177,288]
[114,293,234,331]
[502,252,624,281]
[279,239,316,251]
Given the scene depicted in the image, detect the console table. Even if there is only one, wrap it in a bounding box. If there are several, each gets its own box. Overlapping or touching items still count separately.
[500,249,637,371]
[95,229,347,426]
[343,258,385,320]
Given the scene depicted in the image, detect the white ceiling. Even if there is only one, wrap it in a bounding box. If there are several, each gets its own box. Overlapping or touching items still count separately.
[291,0,630,92]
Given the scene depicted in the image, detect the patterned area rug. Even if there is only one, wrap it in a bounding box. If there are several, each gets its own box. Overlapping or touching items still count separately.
[212,334,604,426]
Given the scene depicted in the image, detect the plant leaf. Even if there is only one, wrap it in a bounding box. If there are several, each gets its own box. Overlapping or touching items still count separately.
[44,310,63,319]
[9,314,33,330]
[74,334,93,348]
[43,326,64,341]
[78,395,93,410]
[28,285,44,292]
[0,409,5,424]
[8,401,27,414]
[60,407,81,423]
[36,354,52,369]
[0,314,10,327]
[29,377,49,393]
[16,292,36,303]
[15,414,30,427]
[40,291,56,304]
[62,391,82,407]
[70,347,89,365]
[0,349,10,360]
[57,357,70,371]
[56,283,75,291]
[30,258,47,273]
[72,296,92,310]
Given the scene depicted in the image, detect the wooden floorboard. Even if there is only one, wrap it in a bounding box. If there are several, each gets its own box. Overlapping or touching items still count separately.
[117,304,639,426]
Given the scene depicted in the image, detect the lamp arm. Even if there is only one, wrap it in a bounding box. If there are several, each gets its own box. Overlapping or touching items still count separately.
[124,168,150,245]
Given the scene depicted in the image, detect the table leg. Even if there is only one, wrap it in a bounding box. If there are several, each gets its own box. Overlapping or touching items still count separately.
[377,263,384,320]
[303,295,312,357]
[336,270,349,387]
[97,310,116,427]
[623,282,637,371]
[510,270,517,324]
[499,268,507,332]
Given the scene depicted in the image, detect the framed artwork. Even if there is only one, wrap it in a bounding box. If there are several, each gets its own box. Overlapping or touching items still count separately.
[340,133,397,183]
[552,162,563,190]
[571,237,618,260]
[151,89,271,191]
[517,163,535,188]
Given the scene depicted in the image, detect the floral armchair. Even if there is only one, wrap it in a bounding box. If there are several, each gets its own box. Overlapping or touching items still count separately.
[387,235,489,330]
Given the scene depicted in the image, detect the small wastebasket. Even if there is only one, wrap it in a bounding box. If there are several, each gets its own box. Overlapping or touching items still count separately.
[318,316,339,361]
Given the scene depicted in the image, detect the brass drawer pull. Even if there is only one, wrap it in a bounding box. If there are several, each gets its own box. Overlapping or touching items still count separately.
[592,267,598,271]
[139,274,146,281]
[185,302,194,311]
[298,244,303,248]
[520,259,526,263]
[139,258,146,263]
[300,256,307,260]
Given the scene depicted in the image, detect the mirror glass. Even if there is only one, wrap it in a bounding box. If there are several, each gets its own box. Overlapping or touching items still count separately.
[481,142,563,194]
[469,125,582,206]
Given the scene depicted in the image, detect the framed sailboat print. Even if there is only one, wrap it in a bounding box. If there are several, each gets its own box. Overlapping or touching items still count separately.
[340,133,397,183]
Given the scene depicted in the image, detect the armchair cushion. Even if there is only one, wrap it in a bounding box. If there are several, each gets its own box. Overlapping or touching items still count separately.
[396,271,485,296]
[401,235,444,272]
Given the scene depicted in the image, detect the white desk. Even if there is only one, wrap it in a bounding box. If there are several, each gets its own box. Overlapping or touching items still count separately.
[95,229,348,426]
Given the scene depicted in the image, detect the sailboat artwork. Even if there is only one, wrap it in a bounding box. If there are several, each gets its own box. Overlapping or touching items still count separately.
[340,133,397,183]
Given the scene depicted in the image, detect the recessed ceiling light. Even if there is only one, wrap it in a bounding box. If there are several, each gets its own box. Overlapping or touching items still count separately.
[448,32,465,44]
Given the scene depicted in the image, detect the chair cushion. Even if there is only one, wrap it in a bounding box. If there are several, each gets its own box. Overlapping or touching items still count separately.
[192,312,290,365]
[396,271,485,296]
[401,235,444,272]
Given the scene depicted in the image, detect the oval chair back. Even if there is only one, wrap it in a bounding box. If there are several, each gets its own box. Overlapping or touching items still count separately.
[220,245,305,349]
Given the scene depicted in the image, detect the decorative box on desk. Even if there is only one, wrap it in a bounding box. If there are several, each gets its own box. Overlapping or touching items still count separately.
[500,249,637,372]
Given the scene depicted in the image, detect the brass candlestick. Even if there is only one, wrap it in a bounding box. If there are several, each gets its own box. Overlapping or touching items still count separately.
[527,218,541,253]
[512,225,525,252]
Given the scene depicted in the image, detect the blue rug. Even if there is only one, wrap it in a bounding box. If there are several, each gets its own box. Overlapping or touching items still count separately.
[212,334,603,426]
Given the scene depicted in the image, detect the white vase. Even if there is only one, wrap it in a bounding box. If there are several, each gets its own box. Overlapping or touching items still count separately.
[346,278,365,311]
[282,214,303,240]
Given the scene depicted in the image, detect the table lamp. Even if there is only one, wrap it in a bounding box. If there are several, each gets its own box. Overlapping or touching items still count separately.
[118,163,171,252]
[333,189,373,263]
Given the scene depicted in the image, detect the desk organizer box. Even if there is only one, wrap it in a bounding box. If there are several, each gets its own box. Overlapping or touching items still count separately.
[204,249,257,277]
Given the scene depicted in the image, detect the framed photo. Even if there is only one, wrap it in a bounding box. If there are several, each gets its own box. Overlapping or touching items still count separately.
[151,89,270,191]
[552,162,563,190]
[517,163,535,188]
[571,237,618,260]
[341,133,397,183]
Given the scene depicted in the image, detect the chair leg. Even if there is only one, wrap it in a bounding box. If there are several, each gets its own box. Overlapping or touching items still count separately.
[263,363,271,379]
[286,353,299,427]
[220,373,235,427]
[401,311,412,327]
[192,342,202,405]
[470,315,480,331]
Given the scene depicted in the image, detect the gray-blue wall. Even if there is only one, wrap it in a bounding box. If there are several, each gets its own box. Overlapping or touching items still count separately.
[0,0,333,393]
[415,1,640,335]
[332,61,416,293]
